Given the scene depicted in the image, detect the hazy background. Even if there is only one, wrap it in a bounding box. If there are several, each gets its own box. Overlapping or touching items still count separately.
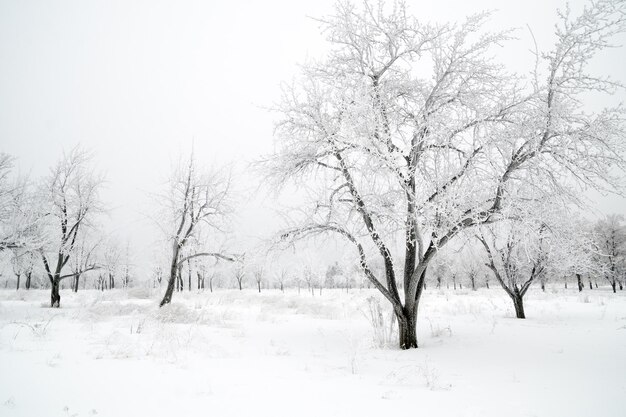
[1,0,625,275]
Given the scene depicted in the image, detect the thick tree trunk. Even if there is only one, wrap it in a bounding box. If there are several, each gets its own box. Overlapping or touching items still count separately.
[51,279,61,307]
[397,309,418,349]
[512,293,525,319]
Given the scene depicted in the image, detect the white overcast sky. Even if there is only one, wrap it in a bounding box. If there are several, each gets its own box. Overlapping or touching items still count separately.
[1,0,625,273]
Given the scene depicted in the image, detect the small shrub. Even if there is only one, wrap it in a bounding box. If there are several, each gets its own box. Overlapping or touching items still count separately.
[362,296,396,348]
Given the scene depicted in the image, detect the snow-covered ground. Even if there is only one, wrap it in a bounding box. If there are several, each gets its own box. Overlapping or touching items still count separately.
[1,287,625,417]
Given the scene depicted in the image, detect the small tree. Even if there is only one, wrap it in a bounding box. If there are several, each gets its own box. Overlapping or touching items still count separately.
[276,268,288,292]
[0,154,42,253]
[39,148,103,307]
[234,261,246,290]
[477,218,555,319]
[70,237,100,292]
[158,153,235,306]
[592,215,625,293]
[254,267,264,293]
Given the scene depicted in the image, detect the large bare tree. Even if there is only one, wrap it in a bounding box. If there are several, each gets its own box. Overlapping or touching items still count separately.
[266,0,626,348]
[40,148,103,307]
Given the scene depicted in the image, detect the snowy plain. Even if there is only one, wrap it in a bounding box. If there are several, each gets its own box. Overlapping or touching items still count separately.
[1,287,625,417]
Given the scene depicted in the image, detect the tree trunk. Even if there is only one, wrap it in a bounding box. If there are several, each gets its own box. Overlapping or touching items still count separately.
[576,274,584,292]
[611,281,616,293]
[209,279,213,293]
[589,280,593,290]
[15,273,20,290]
[188,261,192,292]
[160,247,180,307]
[51,278,61,307]
[397,309,418,349]
[257,281,261,293]
[512,293,525,319]
[25,273,31,290]
[541,282,545,292]
[73,273,81,293]
[238,280,243,290]
[619,281,623,291]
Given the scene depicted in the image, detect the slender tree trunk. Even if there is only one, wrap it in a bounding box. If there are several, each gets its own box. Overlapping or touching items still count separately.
[209,279,213,293]
[576,274,584,292]
[280,282,284,292]
[611,281,617,293]
[589,280,593,290]
[512,292,526,319]
[541,282,545,292]
[188,260,192,291]
[15,273,20,290]
[160,246,180,307]
[51,278,61,307]
[238,280,242,290]
[619,281,623,291]
[25,273,31,290]
[257,281,261,293]
[73,273,82,293]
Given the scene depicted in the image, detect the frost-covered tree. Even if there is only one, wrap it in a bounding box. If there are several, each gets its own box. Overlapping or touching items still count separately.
[266,0,626,348]
[477,219,552,319]
[0,154,41,253]
[592,215,626,292]
[69,237,100,292]
[234,260,246,291]
[39,148,103,307]
[159,153,235,306]
[102,241,121,290]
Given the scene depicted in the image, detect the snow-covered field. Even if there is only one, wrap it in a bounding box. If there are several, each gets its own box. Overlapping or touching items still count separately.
[1,287,625,417]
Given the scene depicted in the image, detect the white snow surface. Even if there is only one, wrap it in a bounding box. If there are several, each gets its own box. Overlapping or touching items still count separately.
[1,287,625,417]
